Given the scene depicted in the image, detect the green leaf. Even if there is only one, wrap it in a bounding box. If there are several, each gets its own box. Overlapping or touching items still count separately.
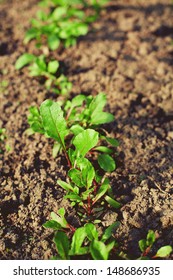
[155,246,172,258]
[89,93,114,125]
[81,188,94,200]
[68,169,83,187]
[29,64,41,76]
[51,7,67,20]
[94,146,113,154]
[29,106,40,117]
[28,106,44,134]
[43,220,62,230]
[47,60,59,74]
[29,56,47,76]
[72,23,88,36]
[35,56,47,71]
[70,125,84,135]
[106,240,115,254]
[73,129,99,157]
[91,112,114,125]
[105,196,121,209]
[40,100,68,147]
[105,137,119,147]
[89,93,106,114]
[15,53,35,70]
[58,29,71,39]
[101,222,120,242]
[146,230,155,247]
[93,179,109,204]
[68,148,76,166]
[29,121,44,134]
[48,35,60,50]
[71,95,86,107]
[85,223,98,241]
[51,209,68,228]
[53,231,70,260]
[42,23,58,33]
[90,240,108,260]
[69,227,88,255]
[64,37,76,48]
[139,239,147,253]
[57,180,75,192]
[52,142,61,158]
[67,8,85,19]
[65,194,82,201]
[98,154,116,172]
[36,10,47,21]
[76,157,95,188]
[24,28,38,44]
[58,208,66,217]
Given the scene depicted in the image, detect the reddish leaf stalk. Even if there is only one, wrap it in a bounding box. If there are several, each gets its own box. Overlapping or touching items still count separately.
[68,224,76,234]
[93,179,98,195]
[142,246,151,257]
[63,148,72,168]
[87,195,92,216]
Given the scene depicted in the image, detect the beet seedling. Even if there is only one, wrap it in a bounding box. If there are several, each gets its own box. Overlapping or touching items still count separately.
[28,101,101,168]
[63,93,115,127]
[138,230,172,259]
[43,207,76,234]
[24,3,88,50]
[27,98,120,216]
[28,97,118,172]
[44,208,120,260]
[15,54,72,94]
[62,93,119,172]
[58,162,121,219]
[24,0,109,50]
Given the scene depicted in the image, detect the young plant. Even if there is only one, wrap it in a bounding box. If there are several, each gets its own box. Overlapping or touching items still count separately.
[15,54,72,94]
[63,93,119,172]
[58,158,121,219]
[43,207,76,234]
[24,0,109,50]
[27,96,118,172]
[43,208,120,260]
[138,230,172,259]
[27,98,120,217]
[24,5,87,50]
[63,93,115,128]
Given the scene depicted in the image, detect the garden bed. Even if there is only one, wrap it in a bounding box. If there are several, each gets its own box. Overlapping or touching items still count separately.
[0,0,173,259]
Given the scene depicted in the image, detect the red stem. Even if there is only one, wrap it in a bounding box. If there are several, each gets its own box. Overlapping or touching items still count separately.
[68,224,76,234]
[142,246,151,257]
[93,179,98,195]
[87,195,92,216]
[65,151,72,168]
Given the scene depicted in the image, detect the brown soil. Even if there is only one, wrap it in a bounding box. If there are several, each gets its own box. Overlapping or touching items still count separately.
[0,0,173,259]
